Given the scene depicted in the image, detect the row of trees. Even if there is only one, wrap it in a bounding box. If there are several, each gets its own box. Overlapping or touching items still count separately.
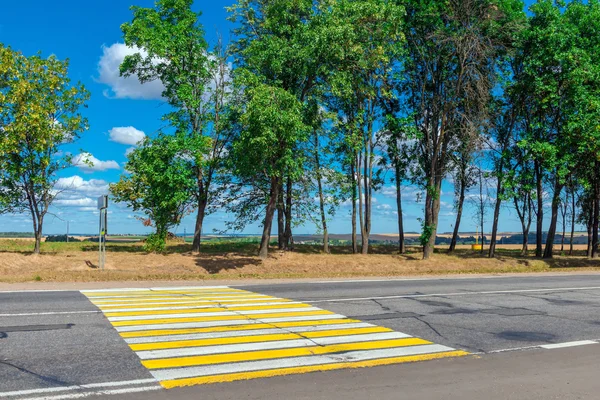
[1,0,599,260]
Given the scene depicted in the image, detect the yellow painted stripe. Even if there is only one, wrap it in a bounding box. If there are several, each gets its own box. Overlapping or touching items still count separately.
[111,310,335,327]
[160,351,470,388]
[129,326,393,351]
[104,303,312,317]
[97,299,296,310]
[91,296,280,305]
[119,318,363,338]
[142,338,431,369]
[84,289,244,297]
[91,295,277,305]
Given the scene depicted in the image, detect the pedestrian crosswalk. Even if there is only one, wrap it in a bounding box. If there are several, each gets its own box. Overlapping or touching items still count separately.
[82,287,468,388]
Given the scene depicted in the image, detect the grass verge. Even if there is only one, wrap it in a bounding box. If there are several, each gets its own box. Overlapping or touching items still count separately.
[0,239,598,283]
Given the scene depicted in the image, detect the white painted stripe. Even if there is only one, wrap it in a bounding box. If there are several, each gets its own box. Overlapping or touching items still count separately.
[82,286,229,293]
[107,307,322,322]
[100,301,301,313]
[88,292,263,300]
[81,288,152,293]
[540,340,598,349]
[150,286,231,291]
[0,379,157,397]
[136,332,411,360]
[0,311,100,317]
[90,294,270,301]
[150,343,454,381]
[93,299,286,308]
[116,314,349,332]
[23,386,162,400]
[124,322,376,344]
[307,286,600,303]
[91,296,278,305]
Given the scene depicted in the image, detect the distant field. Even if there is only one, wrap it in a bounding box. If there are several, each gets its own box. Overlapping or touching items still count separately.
[0,237,598,284]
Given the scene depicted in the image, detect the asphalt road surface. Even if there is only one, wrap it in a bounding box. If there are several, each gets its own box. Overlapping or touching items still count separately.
[2,274,600,399]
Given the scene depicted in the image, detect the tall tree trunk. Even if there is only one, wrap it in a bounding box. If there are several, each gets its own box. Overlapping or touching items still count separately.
[395,164,405,254]
[277,187,284,250]
[192,199,207,252]
[357,153,365,254]
[560,188,567,252]
[569,183,575,256]
[513,195,531,256]
[314,133,329,254]
[283,176,293,250]
[592,175,599,259]
[449,178,466,253]
[535,161,544,257]
[259,177,279,259]
[351,163,358,254]
[34,225,42,254]
[543,180,564,259]
[423,176,442,260]
[587,210,593,258]
[361,150,370,255]
[488,169,504,258]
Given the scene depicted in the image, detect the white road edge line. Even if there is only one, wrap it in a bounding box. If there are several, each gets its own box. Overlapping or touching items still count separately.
[540,340,598,349]
[471,339,600,355]
[305,286,600,303]
[0,311,101,317]
[21,386,162,400]
[0,379,157,398]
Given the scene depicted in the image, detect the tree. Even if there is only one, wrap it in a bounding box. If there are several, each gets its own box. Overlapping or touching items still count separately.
[401,0,524,259]
[227,0,330,251]
[381,115,416,254]
[230,80,309,259]
[326,0,404,254]
[120,0,230,253]
[110,133,206,252]
[0,46,89,253]
[448,141,477,253]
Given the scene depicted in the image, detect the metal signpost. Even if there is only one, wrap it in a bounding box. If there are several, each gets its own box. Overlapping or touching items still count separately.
[97,195,108,270]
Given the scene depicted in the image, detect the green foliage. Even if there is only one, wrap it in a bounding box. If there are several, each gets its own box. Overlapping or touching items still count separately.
[231,80,310,182]
[144,233,167,253]
[110,133,209,252]
[0,44,89,252]
[120,0,211,131]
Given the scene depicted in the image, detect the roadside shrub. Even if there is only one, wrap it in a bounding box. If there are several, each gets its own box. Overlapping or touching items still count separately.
[45,235,81,242]
[144,233,166,253]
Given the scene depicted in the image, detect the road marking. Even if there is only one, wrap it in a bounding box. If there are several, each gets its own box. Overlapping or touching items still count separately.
[0,379,158,398]
[83,287,467,388]
[540,340,598,349]
[305,286,600,303]
[23,385,162,400]
[129,326,391,350]
[119,318,362,338]
[124,322,377,344]
[0,311,100,317]
[160,350,468,388]
[137,332,412,360]
[104,303,314,318]
[114,313,349,332]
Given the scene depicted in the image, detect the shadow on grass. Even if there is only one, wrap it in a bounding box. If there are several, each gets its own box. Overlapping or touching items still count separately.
[194,256,262,274]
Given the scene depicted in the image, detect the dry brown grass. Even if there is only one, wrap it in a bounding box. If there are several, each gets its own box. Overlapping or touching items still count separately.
[1,239,599,283]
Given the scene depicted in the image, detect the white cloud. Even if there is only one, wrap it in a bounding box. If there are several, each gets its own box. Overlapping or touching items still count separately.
[72,152,120,173]
[109,126,146,146]
[125,147,136,156]
[55,176,110,198]
[54,198,96,207]
[97,43,165,100]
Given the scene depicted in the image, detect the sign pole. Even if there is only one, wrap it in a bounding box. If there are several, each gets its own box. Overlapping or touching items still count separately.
[97,195,108,270]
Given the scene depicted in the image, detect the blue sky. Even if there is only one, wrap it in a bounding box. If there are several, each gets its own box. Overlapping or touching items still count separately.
[0,0,561,236]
